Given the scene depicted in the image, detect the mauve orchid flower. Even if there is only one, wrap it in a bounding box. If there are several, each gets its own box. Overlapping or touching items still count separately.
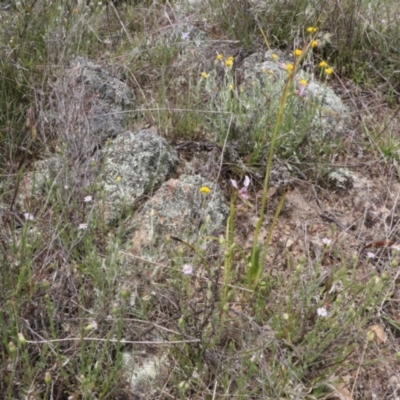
[231,175,250,199]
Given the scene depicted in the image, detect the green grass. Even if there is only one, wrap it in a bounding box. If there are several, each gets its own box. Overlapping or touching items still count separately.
[1,0,400,398]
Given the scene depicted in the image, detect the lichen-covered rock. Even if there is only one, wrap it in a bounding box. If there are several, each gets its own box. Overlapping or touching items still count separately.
[327,168,359,191]
[54,57,136,150]
[122,351,167,396]
[100,129,178,222]
[129,174,229,254]
[240,49,350,140]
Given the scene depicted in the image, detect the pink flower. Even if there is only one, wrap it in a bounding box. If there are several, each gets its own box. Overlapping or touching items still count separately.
[182,264,193,275]
[23,213,34,221]
[231,175,250,200]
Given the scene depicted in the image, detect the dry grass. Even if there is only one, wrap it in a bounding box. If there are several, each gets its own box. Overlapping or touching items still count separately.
[2,0,400,399]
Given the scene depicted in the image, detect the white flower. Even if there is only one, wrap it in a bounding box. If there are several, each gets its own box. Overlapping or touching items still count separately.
[84,195,92,202]
[321,237,332,246]
[78,223,88,230]
[317,307,328,318]
[366,252,375,259]
[182,264,193,275]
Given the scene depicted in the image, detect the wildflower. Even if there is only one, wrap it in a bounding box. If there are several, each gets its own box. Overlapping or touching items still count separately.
[181,32,190,40]
[324,68,333,75]
[366,252,375,259]
[23,213,34,221]
[84,320,98,331]
[293,49,302,57]
[298,79,307,86]
[317,307,328,317]
[78,223,88,230]
[271,53,279,60]
[229,84,234,90]
[116,176,121,182]
[318,61,328,68]
[182,264,193,275]
[311,40,318,48]
[225,57,234,67]
[297,82,307,98]
[200,72,209,79]
[261,68,267,74]
[216,53,223,61]
[199,186,211,194]
[230,175,250,200]
[321,237,332,246]
[307,26,317,33]
[285,63,294,72]
[84,195,92,202]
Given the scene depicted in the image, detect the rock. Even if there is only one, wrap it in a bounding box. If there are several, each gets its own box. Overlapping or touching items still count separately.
[100,129,178,222]
[122,351,167,396]
[239,49,350,142]
[327,168,359,191]
[129,174,229,255]
[53,57,136,152]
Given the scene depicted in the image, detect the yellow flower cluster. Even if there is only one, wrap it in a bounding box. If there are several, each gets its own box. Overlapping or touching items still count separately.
[225,56,234,67]
[318,61,333,75]
[215,54,234,67]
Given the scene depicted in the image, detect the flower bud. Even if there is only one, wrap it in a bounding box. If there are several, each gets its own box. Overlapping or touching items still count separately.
[18,333,26,346]
[44,371,52,385]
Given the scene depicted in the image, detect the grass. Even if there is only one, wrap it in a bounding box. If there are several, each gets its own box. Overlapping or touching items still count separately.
[2,0,400,398]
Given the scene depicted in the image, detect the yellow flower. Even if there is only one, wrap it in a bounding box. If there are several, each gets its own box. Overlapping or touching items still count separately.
[298,79,307,86]
[116,176,121,182]
[318,61,328,68]
[200,71,209,79]
[293,49,302,57]
[324,68,333,75]
[216,53,223,61]
[229,84,234,90]
[271,53,279,60]
[261,68,267,74]
[225,57,234,67]
[311,40,318,48]
[286,63,294,72]
[307,26,317,33]
[199,186,211,194]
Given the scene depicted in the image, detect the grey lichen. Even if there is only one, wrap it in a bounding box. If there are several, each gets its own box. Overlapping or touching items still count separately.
[100,130,178,222]
[130,174,229,254]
